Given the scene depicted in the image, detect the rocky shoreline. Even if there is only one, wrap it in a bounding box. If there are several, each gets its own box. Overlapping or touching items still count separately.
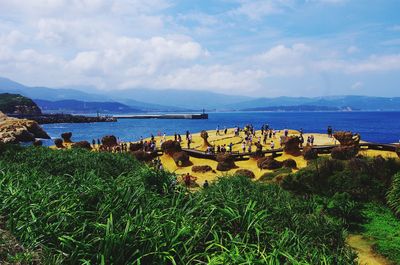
[8,113,117,124]
[0,112,50,144]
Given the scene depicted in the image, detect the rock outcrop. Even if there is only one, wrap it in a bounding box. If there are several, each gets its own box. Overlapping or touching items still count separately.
[0,111,50,144]
[283,136,301,156]
[0,93,42,115]
[332,131,360,160]
[257,156,283,170]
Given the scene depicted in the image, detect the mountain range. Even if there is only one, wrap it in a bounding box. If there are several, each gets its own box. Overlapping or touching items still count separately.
[1,77,400,112]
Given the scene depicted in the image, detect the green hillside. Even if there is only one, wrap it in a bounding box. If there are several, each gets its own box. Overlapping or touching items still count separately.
[0,93,42,115]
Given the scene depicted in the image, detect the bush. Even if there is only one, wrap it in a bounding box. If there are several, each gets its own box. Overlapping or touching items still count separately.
[33,139,43,147]
[258,168,292,182]
[234,169,255,179]
[257,156,283,170]
[387,172,400,217]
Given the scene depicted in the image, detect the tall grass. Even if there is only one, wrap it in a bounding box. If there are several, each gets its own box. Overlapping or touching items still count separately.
[0,146,356,264]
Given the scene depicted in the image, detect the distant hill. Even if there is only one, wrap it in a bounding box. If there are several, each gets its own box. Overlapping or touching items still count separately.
[242,105,341,112]
[0,77,189,112]
[0,93,42,115]
[34,99,143,114]
[229,96,400,111]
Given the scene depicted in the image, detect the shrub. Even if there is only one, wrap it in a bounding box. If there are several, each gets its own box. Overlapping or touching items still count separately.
[387,172,400,217]
[257,156,283,170]
[234,169,255,179]
[61,132,72,143]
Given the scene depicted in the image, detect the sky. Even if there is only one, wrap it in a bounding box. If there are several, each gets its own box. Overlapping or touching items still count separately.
[0,0,400,97]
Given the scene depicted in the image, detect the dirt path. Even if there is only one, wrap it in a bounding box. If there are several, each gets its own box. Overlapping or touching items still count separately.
[347,234,392,265]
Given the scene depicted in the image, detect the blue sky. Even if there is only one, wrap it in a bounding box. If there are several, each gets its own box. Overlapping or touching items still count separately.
[0,0,399,97]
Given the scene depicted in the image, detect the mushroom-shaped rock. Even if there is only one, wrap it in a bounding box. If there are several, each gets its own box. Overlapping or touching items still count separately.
[283,136,301,156]
[192,165,213,173]
[235,169,255,179]
[257,156,283,170]
[303,146,318,160]
[200,130,211,147]
[173,151,191,167]
[334,131,361,146]
[216,153,236,171]
[251,143,264,158]
[132,150,157,162]
[72,141,92,150]
[102,135,118,147]
[282,159,297,169]
[61,132,73,143]
[129,142,143,152]
[54,138,64,148]
[161,140,181,155]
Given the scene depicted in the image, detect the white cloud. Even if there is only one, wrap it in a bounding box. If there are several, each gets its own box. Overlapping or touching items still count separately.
[351,81,363,90]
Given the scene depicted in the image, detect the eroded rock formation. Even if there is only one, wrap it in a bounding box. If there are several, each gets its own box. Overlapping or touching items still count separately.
[0,111,50,144]
[257,156,283,170]
[216,153,236,171]
[283,136,301,156]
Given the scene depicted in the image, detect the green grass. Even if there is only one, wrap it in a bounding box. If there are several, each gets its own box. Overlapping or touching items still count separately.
[0,146,357,264]
[362,203,400,264]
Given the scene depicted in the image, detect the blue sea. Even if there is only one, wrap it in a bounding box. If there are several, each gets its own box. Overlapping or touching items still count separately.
[41,111,400,145]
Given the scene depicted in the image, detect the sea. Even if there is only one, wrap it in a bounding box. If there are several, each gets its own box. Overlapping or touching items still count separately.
[41,111,400,145]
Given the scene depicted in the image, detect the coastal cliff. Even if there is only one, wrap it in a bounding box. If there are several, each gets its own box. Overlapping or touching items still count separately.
[0,93,42,115]
[0,111,50,143]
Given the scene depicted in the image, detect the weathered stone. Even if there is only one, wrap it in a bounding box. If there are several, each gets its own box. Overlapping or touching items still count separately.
[192,165,213,173]
[161,140,181,155]
[283,136,301,156]
[61,132,73,143]
[216,153,236,171]
[235,169,255,179]
[72,141,92,150]
[303,146,318,160]
[257,156,283,170]
[102,135,118,147]
[173,151,191,167]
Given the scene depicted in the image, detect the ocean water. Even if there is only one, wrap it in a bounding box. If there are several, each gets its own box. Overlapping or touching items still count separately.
[41,111,400,145]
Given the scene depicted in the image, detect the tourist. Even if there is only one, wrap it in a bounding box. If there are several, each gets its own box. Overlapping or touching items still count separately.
[92,139,96,147]
[216,126,220,136]
[247,144,252,153]
[327,126,333,138]
[184,173,196,188]
[310,135,315,146]
[186,130,190,141]
[203,180,209,188]
[241,142,246,153]
[224,127,228,135]
[174,132,177,141]
[270,141,275,149]
[284,129,289,137]
[229,142,233,153]
[178,134,182,142]
[97,139,101,145]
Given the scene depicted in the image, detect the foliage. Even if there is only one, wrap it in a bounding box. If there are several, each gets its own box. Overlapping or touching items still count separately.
[282,157,400,201]
[0,93,41,114]
[362,203,400,263]
[387,172,400,216]
[0,146,356,264]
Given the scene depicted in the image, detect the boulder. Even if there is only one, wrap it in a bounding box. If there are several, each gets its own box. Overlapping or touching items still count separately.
[129,142,143,152]
[216,153,236,171]
[33,139,43,147]
[257,156,283,170]
[132,150,157,162]
[192,165,213,173]
[303,146,318,160]
[283,136,301,156]
[234,169,255,179]
[331,146,358,160]
[282,159,297,169]
[251,143,264,158]
[61,132,73,143]
[102,135,118,147]
[173,151,191,167]
[54,138,64,148]
[72,141,92,150]
[161,140,181,155]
